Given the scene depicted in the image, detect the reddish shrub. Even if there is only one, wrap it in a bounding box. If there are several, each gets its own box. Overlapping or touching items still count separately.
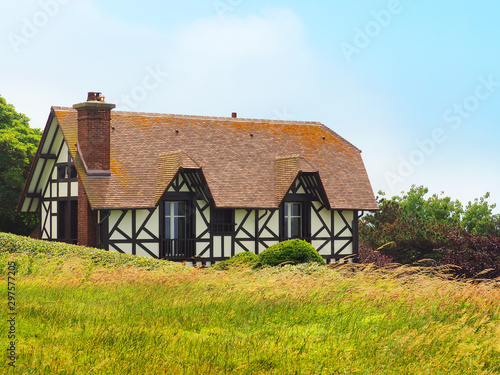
[359,244,393,267]
[435,230,500,278]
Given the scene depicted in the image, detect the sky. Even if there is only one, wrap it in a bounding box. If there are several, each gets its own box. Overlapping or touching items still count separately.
[1,0,499,212]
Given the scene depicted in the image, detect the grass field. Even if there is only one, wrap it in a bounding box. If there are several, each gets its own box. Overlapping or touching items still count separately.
[1,233,500,374]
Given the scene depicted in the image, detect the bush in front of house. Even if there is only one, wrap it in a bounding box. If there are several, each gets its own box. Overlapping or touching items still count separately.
[212,251,260,270]
[258,239,325,267]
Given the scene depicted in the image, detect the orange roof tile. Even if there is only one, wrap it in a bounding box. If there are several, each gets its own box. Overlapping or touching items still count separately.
[53,107,378,210]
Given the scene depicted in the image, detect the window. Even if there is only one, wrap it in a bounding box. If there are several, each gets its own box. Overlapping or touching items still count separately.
[56,164,77,180]
[210,208,235,234]
[284,202,302,239]
[163,201,194,258]
[57,201,67,240]
[69,165,77,178]
[57,166,67,179]
[164,201,187,240]
[57,200,78,243]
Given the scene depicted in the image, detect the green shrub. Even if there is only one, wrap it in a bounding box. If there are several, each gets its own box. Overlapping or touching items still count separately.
[0,232,186,272]
[258,239,325,266]
[212,251,259,270]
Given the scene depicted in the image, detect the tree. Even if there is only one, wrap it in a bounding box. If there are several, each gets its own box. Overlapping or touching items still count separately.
[360,186,499,264]
[0,95,42,235]
[359,186,463,263]
[462,193,499,236]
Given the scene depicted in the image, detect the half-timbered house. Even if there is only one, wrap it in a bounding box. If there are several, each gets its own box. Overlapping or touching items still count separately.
[18,92,378,265]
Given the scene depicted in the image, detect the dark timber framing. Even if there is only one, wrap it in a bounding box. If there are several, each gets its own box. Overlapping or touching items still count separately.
[39,138,79,243]
[73,170,360,264]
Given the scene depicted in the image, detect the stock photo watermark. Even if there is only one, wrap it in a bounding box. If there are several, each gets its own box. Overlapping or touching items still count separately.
[114,65,169,111]
[213,0,243,20]
[340,0,403,63]
[7,261,17,367]
[385,75,500,190]
[8,0,72,53]
[273,107,296,121]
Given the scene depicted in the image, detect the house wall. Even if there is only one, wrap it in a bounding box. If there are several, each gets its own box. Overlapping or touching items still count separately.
[102,173,358,264]
[107,208,160,257]
[40,134,79,242]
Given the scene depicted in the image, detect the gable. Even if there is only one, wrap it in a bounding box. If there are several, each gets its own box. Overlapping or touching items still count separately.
[18,112,65,212]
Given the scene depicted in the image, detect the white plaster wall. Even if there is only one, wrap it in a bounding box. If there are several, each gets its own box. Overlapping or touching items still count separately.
[136,244,159,257]
[50,130,64,155]
[196,241,209,256]
[258,210,279,238]
[224,236,232,255]
[334,211,354,237]
[311,202,331,237]
[136,209,159,239]
[334,240,353,256]
[70,182,78,197]
[41,202,49,239]
[109,211,130,240]
[118,243,133,255]
[57,143,68,163]
[196,201,209,239]
[235,210,255,239]
[213,236,222,258]
[58,183,67,198]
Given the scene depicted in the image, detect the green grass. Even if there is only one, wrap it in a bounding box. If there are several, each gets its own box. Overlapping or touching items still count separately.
[1,233,500,374]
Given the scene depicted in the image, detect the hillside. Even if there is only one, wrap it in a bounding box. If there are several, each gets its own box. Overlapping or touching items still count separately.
[1,233,500,374]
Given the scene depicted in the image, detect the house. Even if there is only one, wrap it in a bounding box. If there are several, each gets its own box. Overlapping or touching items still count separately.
[18,92,378,265]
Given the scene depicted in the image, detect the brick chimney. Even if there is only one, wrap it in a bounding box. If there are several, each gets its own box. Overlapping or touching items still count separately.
[73,92,115,175]
[73,92,115,248]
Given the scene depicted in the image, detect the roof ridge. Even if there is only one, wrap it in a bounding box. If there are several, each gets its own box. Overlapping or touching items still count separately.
[52,106,360,151]
[112,110,323,125]
[53,106,324,125]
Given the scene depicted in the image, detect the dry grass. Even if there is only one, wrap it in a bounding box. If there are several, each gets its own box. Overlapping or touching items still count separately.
[1,247,500,374]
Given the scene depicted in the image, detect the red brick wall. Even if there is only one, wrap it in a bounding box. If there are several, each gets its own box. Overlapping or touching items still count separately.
[77,107,111,171]
[78,178,97,247]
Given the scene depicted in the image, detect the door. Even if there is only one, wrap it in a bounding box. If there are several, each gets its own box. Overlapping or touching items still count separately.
[163,201,194,258]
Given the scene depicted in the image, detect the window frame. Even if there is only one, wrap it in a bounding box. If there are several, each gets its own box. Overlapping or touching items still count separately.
[284,202,303,239]
[210,207,235,234]
[280,198,311,242]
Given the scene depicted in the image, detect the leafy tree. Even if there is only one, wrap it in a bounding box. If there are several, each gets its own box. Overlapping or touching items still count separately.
[359,186,462,263]
[360,186,499,264]
[462,193,499,236]
[0,95,42,235]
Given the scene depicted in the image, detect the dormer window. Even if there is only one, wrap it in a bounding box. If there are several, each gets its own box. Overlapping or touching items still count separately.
[284,202,302,239]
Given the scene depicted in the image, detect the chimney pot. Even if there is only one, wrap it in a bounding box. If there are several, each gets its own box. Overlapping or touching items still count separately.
[87,92,102,102]
[232,112,237,118]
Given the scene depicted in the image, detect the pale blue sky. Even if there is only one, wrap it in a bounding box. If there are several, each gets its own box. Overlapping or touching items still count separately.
[1,0,499,211]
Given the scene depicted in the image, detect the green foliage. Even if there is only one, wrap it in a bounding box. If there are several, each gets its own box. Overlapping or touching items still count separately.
[258,239,325,266]
[360,186,456,263]
[0,232,185,273]
[212,251,259,270]
[462,192,499,235]
[360,185,499,264]
[0,95,42,235]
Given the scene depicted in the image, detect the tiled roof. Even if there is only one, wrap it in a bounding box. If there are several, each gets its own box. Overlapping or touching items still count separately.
[155,150,200,205]
[53,107,378,210]
[275,155,316,204]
